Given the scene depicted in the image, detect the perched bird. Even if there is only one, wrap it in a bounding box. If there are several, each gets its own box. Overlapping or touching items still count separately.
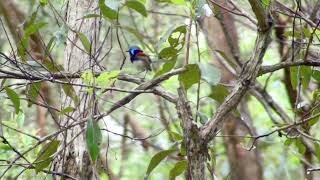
[127,46,152,71]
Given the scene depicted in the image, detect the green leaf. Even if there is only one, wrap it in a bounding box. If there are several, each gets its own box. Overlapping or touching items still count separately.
[261,0,270,8]
[77,32,91,53]
[99,0,118,19]
[295,138,306,154]
[171,0,186,5]
[290,66,298,88]
[180,141,186,156]
[284,138,293,146]
[26,82,42,107]
[0,142,11,151]
[199,62,221,86]
[169,160,188,180]
[60,107,75,114]
[96,70,120,88]
[315,142,320,162]
[18,22,47,61]
[290,66,312,89]
[284,30,301,39]
[86,118,102,162]
[302,27,311,38]
[42,58,64,72]
[312,70,320,82]
[81,71,94,85]
[308,108,320,126]
[208,85,229,104]
[44,36,56,58]
[39,0,48,6]
[159,47,178,59]
[34,140,60,173]
[301,66,312,89]
[62,84,79,105]
[5,87,20,114]
[126,0,148,17]
[145,149,177,178]
[170,131,183,141]
[178,64,201,90]
[153,58,177,78]
[16,111,25,128]
[168,25,186,49]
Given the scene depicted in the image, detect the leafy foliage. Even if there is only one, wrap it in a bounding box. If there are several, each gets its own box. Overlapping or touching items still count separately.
[86,118,102,163]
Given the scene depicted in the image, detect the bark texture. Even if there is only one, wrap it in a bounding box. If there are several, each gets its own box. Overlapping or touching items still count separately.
[198,1,264,179]
[53,0,98,179]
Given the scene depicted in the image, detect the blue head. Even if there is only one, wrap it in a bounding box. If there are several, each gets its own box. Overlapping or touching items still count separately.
[127,46,143,62]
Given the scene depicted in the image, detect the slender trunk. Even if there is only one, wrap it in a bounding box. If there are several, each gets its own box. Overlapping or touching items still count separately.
[53,0,98,179]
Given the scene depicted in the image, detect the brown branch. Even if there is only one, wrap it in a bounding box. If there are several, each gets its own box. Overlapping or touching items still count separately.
[259,59,320,75]
[201,28,272,143]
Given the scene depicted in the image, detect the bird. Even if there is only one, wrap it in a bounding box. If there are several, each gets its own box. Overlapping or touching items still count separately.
[127,46,152,71]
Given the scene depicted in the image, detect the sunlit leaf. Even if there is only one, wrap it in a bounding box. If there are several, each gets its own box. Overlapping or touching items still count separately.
[178,64,201,90]
[168,25,186,49]
[34,140,60,173]
[159,47,178,59]
[171,0,187,5]
[96,70,120,88]
[126,0,148,17]
[261,0,270,8]
[81,71,94,85]
[39,0,48,6]
[5,87,20,114]
[86,118,102,162]
[0,142,11,151]
[169,160,188,180]
[153,58,177,78]
[145,149,177,178]
[99,0,118,19]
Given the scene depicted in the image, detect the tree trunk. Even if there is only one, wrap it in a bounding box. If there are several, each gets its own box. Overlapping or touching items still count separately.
[53,0,98,179]
[198,1,264,179]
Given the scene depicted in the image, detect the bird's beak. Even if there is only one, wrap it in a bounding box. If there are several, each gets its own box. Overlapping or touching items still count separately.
[125,50,129,52]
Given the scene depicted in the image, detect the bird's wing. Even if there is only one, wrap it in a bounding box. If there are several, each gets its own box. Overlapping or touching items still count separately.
[135,52,152,71]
